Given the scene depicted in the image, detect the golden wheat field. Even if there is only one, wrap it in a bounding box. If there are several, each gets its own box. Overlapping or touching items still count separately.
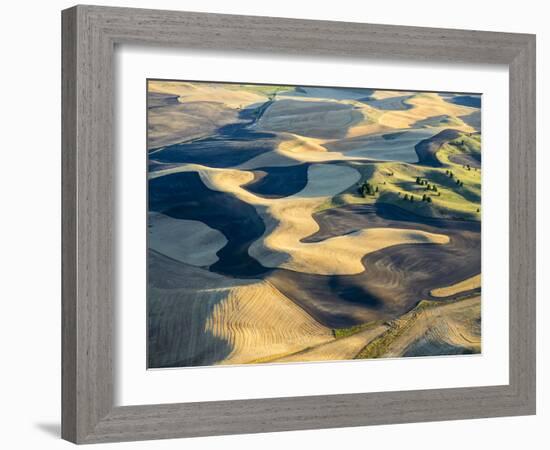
[147,81,482,368]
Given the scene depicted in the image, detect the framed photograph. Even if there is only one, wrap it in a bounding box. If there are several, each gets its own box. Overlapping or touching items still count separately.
[62,5,536,444]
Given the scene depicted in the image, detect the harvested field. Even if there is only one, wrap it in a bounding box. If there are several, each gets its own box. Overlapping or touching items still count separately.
[431,274,481,298]
[356,296,481,359]
[147,81,482,367]
[148,253,333,368]
[271,324,389,363]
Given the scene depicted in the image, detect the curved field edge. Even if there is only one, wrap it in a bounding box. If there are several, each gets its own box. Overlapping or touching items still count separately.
[315,131,481,221]
[431,274,481,297]
[146,82,483,366]
[147,253,335,368]
[247,321,389,364]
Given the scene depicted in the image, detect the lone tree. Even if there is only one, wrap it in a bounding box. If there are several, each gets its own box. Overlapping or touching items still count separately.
[427,197,432,203]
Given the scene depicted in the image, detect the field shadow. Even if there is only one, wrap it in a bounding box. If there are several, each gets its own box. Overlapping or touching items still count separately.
[147,251,235,368]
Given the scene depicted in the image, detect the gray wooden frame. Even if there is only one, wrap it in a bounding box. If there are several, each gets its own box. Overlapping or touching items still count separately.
[62,4,536,444]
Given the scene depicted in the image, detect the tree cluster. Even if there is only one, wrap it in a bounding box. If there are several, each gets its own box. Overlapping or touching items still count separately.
[358,182,378,197]
[421,194,433,203]
[416,176,439,194]
[445,169,455,178]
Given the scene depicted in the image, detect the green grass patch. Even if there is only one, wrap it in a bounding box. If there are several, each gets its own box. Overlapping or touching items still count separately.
[355,322,406,359]
[360,139,480,219]
[314,132,481,220]
[355,308,428,359]
[333,320,384,339]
